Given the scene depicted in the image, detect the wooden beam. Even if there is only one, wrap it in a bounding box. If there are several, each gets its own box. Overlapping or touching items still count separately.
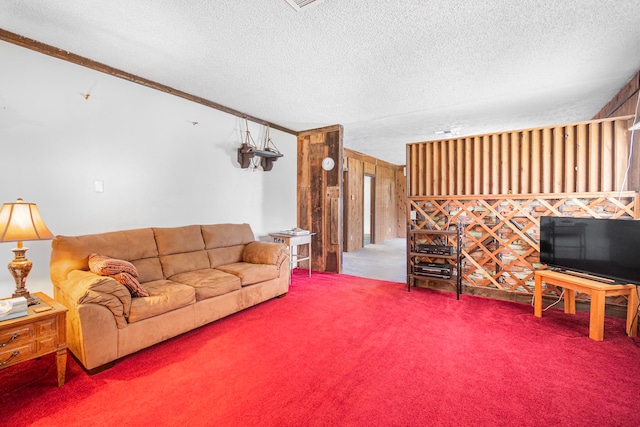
[592,71,640,119]
[0,28,297,135]
[298,124,342,137]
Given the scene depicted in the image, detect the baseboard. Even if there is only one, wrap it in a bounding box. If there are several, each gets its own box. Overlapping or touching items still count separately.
[411,280,630,319]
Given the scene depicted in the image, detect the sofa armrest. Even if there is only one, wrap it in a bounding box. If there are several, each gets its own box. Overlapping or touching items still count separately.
[57,270,132,328]
[242,241,289,266]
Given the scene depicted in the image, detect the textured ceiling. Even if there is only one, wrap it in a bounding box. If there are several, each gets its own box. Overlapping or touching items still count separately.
[2,0,640,165]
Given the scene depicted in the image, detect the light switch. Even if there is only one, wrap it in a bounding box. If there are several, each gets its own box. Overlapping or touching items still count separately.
[94,180,104,193]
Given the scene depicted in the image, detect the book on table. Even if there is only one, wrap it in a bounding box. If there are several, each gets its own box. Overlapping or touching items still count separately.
[0,296,28,321]
[280,228,310,236]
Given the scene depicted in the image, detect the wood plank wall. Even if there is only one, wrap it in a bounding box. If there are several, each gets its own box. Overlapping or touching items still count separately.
[407,116,637,197]
[592,72,640,191]
[396,167,407,238]
[592,70,639,120]
[406,112,640,309]
[297,125,343,273]
[374,164,397,242]
[343,156,364,251]
[343,149,404,251]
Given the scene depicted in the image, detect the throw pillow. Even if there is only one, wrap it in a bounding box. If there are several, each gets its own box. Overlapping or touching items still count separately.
[112,272,150,298]
[88,253,139,277]
[243,241,280,265]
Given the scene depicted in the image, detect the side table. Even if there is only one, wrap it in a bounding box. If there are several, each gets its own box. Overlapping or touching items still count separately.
[534,270,638,341]
[270,233,315,278]
[0,292,68,386]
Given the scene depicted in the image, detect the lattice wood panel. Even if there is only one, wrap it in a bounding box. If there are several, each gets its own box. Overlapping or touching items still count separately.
[408,192,639,306]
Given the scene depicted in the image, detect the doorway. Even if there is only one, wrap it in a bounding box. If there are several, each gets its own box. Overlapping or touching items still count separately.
[364,175,374,245]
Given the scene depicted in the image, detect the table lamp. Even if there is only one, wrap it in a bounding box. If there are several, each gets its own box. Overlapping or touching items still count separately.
[0,198,54,304]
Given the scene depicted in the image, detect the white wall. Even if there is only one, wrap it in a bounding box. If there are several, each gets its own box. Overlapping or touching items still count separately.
[363,176,371,237]
[0,41,297,297]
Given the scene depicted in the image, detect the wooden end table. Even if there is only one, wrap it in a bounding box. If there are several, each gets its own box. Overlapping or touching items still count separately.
[0,292,68,386]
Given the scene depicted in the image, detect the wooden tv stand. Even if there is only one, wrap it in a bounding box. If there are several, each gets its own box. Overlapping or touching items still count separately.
[534,270,638,341]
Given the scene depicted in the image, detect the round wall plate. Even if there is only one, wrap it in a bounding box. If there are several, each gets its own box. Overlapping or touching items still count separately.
[322,157,335,171]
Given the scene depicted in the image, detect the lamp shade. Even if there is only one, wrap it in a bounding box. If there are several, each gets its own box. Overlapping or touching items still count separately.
[0,198,54,243]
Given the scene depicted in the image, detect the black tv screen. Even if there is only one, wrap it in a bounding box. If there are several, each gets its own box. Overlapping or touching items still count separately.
[539,216,640,285]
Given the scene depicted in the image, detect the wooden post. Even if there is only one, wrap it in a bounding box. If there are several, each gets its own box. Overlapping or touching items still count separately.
[500,133,510,194]
[520,131,530,194]
[531,129,541,193]
[297,125,343,273]
[564,126,576,192]
[577,123,588,192]
[552,127,564,193]
[601,121,613,191]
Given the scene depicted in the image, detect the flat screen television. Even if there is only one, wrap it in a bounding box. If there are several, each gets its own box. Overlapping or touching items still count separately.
[539,216,640,285]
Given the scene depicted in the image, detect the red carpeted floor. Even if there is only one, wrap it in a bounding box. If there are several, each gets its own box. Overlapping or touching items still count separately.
[1,270,639,426]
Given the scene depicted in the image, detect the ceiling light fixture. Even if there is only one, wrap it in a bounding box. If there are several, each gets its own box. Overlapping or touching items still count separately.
[284,0,325,12]
[434,129,458,136]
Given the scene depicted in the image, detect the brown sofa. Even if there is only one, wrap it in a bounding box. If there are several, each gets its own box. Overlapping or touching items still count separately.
[50,223,290,371]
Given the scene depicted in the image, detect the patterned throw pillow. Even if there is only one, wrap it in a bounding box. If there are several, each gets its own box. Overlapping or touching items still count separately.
[88,253,139,277]
[112,272,149,298]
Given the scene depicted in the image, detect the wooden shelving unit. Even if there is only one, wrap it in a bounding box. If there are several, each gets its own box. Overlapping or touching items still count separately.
[407,226,463,299]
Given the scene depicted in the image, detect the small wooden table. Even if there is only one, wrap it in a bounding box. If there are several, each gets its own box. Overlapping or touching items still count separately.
[270,233,315,278]
[0,292,68,386]
[534,270,638,341]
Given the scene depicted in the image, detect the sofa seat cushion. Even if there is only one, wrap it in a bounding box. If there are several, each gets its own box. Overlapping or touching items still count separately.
[169,269,241,301]
[128,280,196,323]
[216,262,279,286]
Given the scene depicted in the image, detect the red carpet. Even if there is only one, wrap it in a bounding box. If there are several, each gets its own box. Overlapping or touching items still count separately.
[2,270,639,426]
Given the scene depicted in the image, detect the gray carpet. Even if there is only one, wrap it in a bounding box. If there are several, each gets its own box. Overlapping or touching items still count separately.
[342,238,406,283]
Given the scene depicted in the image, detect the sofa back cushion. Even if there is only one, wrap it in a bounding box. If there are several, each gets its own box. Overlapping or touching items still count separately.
[153,225,209,277]
[131,258,165,284]
[50,228,161,286]
[201,223,255,268]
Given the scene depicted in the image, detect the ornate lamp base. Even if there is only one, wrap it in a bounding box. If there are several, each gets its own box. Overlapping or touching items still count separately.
[8,246,35,304]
